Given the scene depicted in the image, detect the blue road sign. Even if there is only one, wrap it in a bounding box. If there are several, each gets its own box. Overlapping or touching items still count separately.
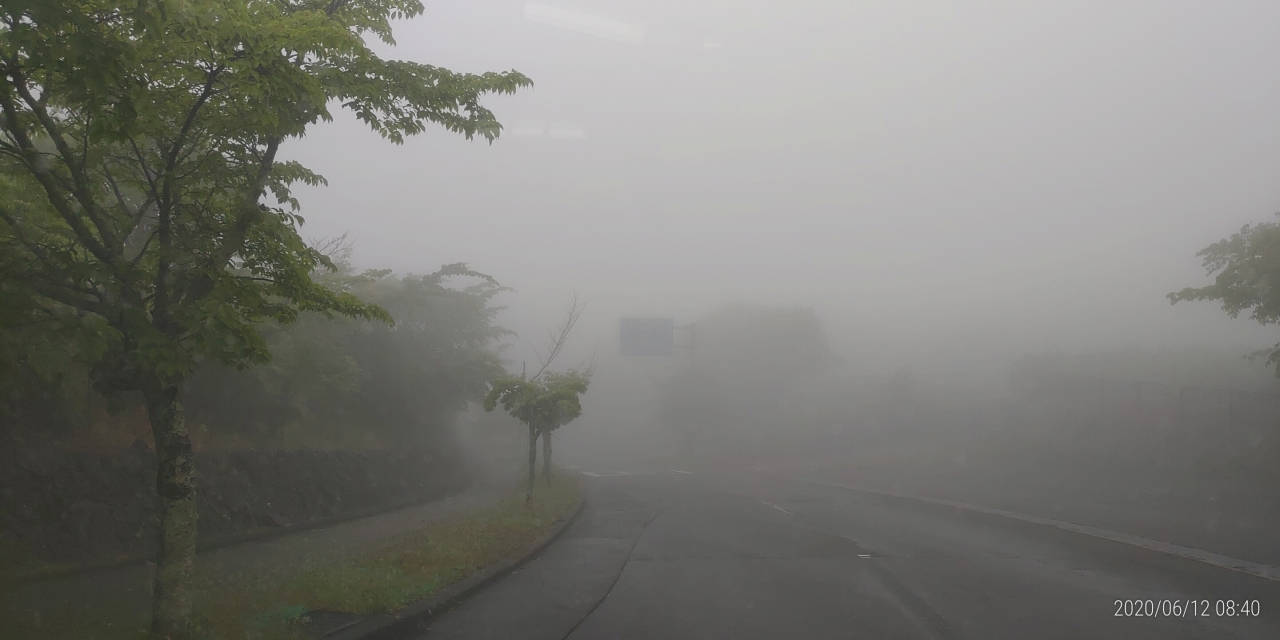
[619,318,675,356]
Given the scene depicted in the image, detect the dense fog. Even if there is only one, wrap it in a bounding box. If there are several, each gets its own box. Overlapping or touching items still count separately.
[287,2,1276,356]
[7,3,1280,638]
[272,0,1280,463]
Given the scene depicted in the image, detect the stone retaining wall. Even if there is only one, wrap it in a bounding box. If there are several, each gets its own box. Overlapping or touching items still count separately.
[0,442,469,570]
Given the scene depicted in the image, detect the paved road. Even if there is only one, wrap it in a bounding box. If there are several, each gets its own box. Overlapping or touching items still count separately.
[419,471,1280,640]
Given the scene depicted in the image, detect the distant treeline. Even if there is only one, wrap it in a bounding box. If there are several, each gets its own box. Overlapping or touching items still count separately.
[1012,347,1280,393]
[0,250,509,452]
[648,305,1280,460]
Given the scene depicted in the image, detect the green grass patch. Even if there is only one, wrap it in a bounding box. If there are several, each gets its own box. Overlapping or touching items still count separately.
[0,600,150,640]
[1,473,582,640]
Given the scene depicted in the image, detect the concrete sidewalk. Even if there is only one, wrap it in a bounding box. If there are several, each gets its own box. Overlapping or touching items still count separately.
[2,469,519,622]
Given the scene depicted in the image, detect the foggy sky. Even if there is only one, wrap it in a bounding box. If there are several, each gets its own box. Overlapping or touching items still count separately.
[282,0,1280,375]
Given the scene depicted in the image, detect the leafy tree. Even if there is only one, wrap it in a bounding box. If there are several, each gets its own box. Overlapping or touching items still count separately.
[339,263,512,441]
[483,296,591,499]
[0,164,100,440]
[183,254,512,449]
[1170,215,1280,374]
[484,370,589,497]
[0,1,529,635]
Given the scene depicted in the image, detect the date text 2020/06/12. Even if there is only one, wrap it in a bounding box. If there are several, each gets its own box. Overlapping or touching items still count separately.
[1114,600,1261,617]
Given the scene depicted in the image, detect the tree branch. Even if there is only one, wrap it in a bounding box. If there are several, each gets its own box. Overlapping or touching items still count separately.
[0,205,99,294]
[102,166,138,219]
[531,293,585,381]
[129,138,161,201]
[326,0,353,17]
[0,83,117,267]
[6,59,122,253]
[0,211,103,313]
[160,66,221,209]
[175,136,282,307]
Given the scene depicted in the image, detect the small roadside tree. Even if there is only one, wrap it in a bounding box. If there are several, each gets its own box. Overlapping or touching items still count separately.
[0,1,529,636]
[1169,215,1280,374]
[483,370,589,497]
[482,296,591,499]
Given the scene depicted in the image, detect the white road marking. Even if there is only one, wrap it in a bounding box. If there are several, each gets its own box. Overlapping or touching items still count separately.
[759,500,792,515]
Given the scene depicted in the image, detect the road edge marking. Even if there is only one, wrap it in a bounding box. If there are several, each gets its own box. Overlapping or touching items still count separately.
[798,478,1280,583]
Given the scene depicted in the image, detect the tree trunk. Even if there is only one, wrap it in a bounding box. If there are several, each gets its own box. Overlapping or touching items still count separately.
[526,423,538,502]
[542,429,553,484]
[145,385,198,640]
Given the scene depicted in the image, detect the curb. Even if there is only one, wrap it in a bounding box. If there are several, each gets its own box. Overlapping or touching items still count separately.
[798,478,1280,583]
[317,495,588,640]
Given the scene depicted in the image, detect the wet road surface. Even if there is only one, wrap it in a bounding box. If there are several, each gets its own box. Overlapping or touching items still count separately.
[419,470,1280,640]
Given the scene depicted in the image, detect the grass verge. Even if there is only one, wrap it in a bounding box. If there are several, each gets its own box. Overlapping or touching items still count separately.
[1,473,581,640]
